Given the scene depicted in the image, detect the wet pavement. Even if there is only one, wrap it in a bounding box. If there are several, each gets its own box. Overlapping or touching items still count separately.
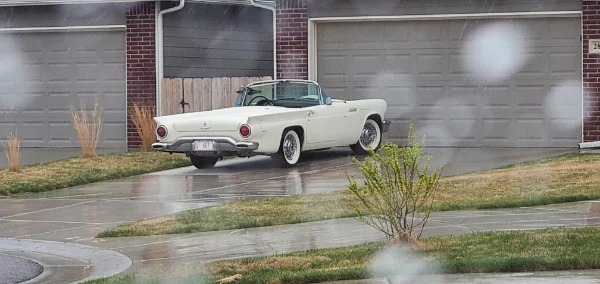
[0,238,131,284]
[0,254,42,284]
[1,147,596,283]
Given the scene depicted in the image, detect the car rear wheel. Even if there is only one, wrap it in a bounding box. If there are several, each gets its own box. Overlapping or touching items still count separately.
[272,129,301,168]
[189,155,218,169]
[351,119,382,155]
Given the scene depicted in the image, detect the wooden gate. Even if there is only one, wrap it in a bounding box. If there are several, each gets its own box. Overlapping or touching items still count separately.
[160,76,272,115]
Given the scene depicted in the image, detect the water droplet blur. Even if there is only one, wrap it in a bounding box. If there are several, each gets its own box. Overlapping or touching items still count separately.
[370,246,443,284]
[0,35,34,111]
[544,80,581,131]
[462,22,530,83]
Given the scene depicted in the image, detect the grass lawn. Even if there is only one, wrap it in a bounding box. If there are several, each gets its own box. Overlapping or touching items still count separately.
[206,227,600,284]
[86,227,600,284]
[98,153,600,238]
[0,151,190,195]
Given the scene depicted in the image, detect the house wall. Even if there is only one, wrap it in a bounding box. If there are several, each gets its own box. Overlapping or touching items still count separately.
[126,1,156,149]
[276,0,308,79]
[583,0,600,142]
[162,2,273,78]
[0,3,126,28]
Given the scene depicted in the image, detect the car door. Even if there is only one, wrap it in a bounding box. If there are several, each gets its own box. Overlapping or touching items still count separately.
[305,102,347,146]
[341,101,369,144]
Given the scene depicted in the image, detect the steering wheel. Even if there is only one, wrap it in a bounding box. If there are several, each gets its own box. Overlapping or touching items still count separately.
[248,95,272,106]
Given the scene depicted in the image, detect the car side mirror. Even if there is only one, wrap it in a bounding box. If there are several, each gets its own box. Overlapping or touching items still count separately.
[324,97,332,105]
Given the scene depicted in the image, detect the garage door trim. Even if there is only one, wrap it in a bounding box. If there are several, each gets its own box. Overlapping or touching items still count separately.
[308,11,581,81]
[0,25,125,33]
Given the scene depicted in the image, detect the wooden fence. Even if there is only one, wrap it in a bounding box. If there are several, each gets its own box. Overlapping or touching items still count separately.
[160,76,272,115]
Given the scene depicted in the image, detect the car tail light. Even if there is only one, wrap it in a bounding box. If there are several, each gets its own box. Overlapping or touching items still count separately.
[156,126,167,138]
[239,124,251,138]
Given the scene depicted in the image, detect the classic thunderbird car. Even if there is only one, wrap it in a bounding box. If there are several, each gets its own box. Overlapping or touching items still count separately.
[152,79,390,168]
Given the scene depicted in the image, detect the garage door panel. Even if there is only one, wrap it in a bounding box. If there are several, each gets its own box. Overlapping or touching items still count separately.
[383,54,412,71]
[517,119,546,140]
[549,52,580,73]
[0,31,126,148]
[317,17,582,147]
[351,55,382,78]
[416,53,445,76]
[415,86,444,106]
[48,122,73,142]
[384,87,414,106]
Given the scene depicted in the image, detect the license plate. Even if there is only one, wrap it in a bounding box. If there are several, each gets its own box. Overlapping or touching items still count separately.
[192,140,215,151]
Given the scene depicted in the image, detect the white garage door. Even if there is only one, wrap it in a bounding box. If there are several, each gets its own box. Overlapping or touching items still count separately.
[316,17,582,147]
[0,30,126,148]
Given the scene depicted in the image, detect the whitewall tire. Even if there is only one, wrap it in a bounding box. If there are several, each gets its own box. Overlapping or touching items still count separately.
[351,119,382,155]
[272,129,301,167]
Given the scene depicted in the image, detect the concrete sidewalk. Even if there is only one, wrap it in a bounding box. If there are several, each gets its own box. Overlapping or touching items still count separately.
[324,270,600,284]
[87,200,600,277]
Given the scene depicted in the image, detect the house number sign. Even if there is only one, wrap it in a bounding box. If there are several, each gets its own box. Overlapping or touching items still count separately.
[590,39,600,54]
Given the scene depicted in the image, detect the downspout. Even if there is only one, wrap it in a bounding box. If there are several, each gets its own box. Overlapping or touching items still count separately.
[249,0,276,80]
[156,0,185,116]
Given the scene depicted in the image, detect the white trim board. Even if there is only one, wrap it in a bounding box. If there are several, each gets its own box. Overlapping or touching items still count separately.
[0,0,135,6]
[579,141,600,149]
[0,25,126,33]
[309,11,581,23]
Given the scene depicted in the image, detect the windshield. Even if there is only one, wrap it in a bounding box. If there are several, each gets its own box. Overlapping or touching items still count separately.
[242,81,322,108]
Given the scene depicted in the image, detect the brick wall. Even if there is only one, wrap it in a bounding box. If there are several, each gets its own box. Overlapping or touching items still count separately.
[583,1,600,142]
[276,0,308,79]
[126,2,156,149]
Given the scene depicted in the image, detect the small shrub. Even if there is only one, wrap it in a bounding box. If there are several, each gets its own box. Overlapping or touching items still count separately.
[70,101,103,158]
[130,103,156,151]
[4,132,21,173]
[346,124,443,244]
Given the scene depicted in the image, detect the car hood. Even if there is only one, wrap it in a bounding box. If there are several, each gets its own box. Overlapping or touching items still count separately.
[157,106,302,132]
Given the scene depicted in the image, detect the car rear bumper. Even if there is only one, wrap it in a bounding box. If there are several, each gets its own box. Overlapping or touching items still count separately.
[382,120,391,133]
[152,137,259,154]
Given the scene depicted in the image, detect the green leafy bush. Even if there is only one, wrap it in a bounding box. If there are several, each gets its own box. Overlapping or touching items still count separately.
[347,124,443,244]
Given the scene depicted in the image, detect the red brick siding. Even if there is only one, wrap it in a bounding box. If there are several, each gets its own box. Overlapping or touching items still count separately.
[276,0,308,79]
[584,1,600,142]
[126,2,156,149]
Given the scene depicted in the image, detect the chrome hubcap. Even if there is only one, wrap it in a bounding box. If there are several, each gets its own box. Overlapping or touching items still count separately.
[360,123,378,147]
[283,134,297,161]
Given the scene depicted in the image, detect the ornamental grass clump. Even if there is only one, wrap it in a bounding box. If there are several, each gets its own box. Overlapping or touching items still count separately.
[4,132,21,173]
[130,103,156,151]
[347,124,443,245]
[70,101,103,158]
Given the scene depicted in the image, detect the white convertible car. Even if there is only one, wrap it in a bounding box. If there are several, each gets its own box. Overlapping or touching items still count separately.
[152,79,390,168]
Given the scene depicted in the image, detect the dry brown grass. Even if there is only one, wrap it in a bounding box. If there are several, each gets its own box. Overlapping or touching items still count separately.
[70,101,103,158]
[130,103,156,151]
[3,132,21,173]
[434,154,600,207]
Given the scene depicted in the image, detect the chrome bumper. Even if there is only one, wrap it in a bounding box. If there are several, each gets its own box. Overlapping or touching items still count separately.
[152,137,259,153]
[382,120,391,133]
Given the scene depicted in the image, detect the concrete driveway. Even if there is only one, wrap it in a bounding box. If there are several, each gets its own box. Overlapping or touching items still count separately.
[0,147,586,283]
